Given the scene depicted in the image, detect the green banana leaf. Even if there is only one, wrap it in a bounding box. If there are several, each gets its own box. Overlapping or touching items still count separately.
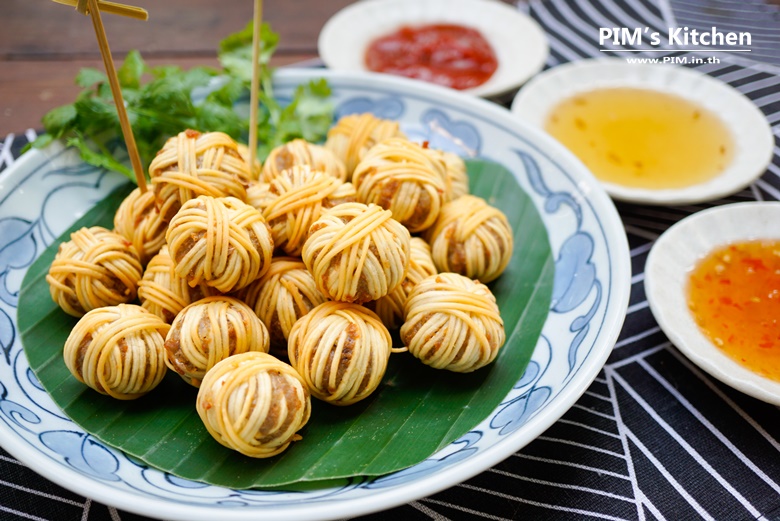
[18,159,554,489]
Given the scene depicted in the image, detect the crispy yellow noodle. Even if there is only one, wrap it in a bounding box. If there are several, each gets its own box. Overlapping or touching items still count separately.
[245,181,274,213]
[137,245,220,323]
[47,226,143,317]
[149,129,252,221]
[166,195,274,293]
[324,113,406,176]
[368,237,437,330]
[235,257,326,357]
[424,148,470,201]
[288,301,402,406]
[425,195,513,283]
[302,202,410,304]
[196,351,311,458]
[401,273,505,373]
[353,137,447,232]
[262,138,347,183]
[63,304,170,399]
[164,296,269,387]
[113,187,169,265]
[262,165,356,256]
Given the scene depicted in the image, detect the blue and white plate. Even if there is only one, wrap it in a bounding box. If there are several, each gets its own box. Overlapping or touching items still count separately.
[0,69,630,521]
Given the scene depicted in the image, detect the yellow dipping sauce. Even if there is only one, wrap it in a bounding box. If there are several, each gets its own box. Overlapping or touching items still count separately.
[545,88,734,190]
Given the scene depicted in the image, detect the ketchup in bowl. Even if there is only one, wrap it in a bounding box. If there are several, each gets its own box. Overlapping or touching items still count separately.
[365,24,498,90]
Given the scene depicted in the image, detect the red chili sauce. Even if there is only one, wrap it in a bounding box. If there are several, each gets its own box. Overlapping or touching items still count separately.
[365,24,498,90]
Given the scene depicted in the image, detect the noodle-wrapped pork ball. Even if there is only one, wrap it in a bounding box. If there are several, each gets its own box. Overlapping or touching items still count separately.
[113,187,169,265]
[368,237,437,330]
[262,139,347,183]
[63,304,169,399]
[47,226,143,317]
[324,113,406,176]
[235,257,327,357]
[166,195,274,293]
[424,148,469,201]
[302,202,410,304]
[288,301,400,406]
[401,273,505,373]
[263,165,356,256]
[425,195,513,283]
[352,137,447,232]
[137,246,219,323]
[164,296,269,387]
[197,351,311,458]
[149,129,251,221]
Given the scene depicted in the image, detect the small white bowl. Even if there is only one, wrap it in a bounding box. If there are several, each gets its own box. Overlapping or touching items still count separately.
[511,58,774,205]
[318,0,549,98]
[645,202,780,405]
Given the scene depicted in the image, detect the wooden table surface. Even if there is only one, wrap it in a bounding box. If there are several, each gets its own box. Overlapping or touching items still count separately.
[0,0,355,136]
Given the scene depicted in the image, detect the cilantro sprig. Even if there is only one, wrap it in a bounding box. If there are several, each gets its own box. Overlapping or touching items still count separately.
[26,22,334,181]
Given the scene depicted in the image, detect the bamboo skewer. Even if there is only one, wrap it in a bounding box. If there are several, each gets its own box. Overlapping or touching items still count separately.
[52,0,148,20]
[57,0,148,192]
[248,0,264,175]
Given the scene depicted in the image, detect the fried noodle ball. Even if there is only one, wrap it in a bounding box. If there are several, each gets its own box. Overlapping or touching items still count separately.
[165,195,274,293]
[288,301,402,406]
[63,304,170,399]
[164,296,269,387]
[425,194,513,283]
[400,273,505,373]
[352,137,447,233]
[196,351,311,458]
[262,165,356,256]
[149,129,251,221]
[47,226,143,317]
[235,257,327,357]
[113,187,169,265]
[302,202,410,304]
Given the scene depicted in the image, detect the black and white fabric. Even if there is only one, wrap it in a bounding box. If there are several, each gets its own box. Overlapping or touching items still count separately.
[1,0,779,519]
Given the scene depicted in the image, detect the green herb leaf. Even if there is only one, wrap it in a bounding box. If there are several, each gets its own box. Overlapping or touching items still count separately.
[65,135,134,180]
[139,76,196,118]
[219,21,279,62]
[74,94,119,135]
[42,104,77,138]
[205,76,245,108]
[218,21,278,84]
[75,67,106,88]
[117,50,146,89]
[23,22,333,179]
[196,100,245,139]
[19,159,554,488]
[294,81,335,143]
[27,134,54,151]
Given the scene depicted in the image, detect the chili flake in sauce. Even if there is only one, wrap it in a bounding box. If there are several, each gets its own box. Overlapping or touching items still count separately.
[687,240,780,381]
[365,24,498,90]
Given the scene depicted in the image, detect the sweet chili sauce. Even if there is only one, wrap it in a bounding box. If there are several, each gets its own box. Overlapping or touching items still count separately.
[364,24,498,90]
[687,240,780,381]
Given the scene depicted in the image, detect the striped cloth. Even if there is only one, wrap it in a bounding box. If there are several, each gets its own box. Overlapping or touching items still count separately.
[1,0,779,519]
